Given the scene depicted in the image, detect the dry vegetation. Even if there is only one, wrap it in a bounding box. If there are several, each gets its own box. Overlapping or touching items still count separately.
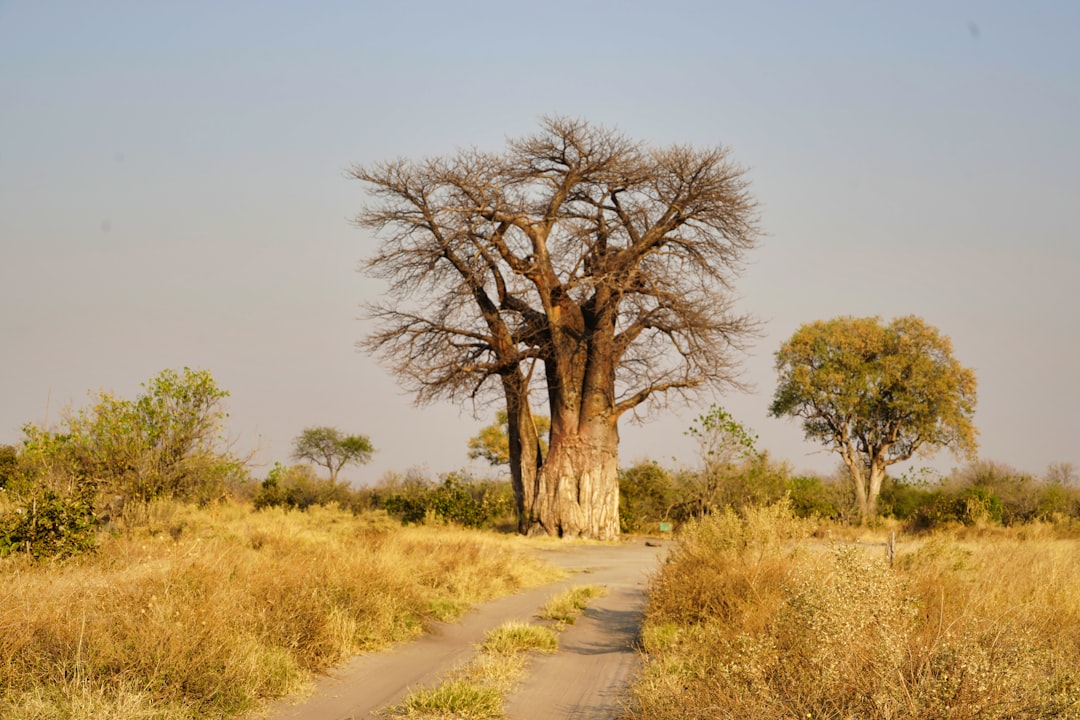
[624,502,1080,720]
[0,501,562,720]
[385,585,603,719]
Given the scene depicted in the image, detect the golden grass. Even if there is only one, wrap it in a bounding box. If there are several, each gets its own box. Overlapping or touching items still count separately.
[480,622,559,655]
[0,501,561,720]
[538,585,607,627]
[624,503,1080,720]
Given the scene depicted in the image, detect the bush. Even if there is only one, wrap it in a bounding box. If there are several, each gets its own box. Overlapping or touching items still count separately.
[379,472,512,529]
[645,501,812,628]
[0,487,97,559]
[19,368,243,508]
[785,474,844,519]
[892,461,1080,531]
[0,445,18,489]
[619,461,678,533]
[253,463,367,512]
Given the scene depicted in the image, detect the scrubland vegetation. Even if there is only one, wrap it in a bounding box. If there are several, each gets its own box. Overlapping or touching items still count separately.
[618,453,1080,534]
[0,502,561,719]
[3,369,1079,719]
[623,502,1080,719]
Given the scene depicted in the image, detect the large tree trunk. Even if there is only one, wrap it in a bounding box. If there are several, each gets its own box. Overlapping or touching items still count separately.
[525,376,621,539]
[502,376,543,534]
[527,426,620,539]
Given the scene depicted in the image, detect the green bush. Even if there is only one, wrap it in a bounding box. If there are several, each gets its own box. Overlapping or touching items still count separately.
[619,461,678,533]
[20,368,243,508]
[253,463,366,512]
[955,485,1005,525]
[0,487,97,559]
[0,445,18,490]
[785,474,844,519]
[379,472,511,529]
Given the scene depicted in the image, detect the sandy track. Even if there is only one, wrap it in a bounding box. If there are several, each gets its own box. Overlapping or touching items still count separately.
[259,540,667,720]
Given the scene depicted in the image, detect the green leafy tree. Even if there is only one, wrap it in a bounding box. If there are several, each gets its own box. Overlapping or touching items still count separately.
[291,426,374,483]
[769,316,978,522]
[468,410,550,467]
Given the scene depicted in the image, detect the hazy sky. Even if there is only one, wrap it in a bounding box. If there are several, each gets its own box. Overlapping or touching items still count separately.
[2,1,1077,485]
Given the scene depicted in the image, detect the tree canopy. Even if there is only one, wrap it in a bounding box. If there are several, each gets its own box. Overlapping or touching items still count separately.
[291,427,374,484]
[353,116,759,538]
[769,315,977,521]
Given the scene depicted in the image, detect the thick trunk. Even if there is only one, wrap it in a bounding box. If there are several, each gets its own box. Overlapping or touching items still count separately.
[526,417,620,540]
[502,376,542,534]
[520,282,622,539]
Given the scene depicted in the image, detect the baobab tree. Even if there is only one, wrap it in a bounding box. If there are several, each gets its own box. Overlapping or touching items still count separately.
[353,117,759,539]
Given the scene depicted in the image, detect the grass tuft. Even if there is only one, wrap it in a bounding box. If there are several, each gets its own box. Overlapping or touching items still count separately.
[539,585,607,626]
[480,622,558,655]
[394,679,503,719]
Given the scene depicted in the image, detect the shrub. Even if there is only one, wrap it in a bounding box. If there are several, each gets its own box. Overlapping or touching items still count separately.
[0,487,97,559]
[0,444,18,489]
[253,463,364,512]
[379,472,512,529]
[785,473,844,519]
[619,460,678,533]
[19,368,244,511]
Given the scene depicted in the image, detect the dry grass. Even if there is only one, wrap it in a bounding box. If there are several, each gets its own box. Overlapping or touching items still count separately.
[480,622,559,656]
[625,502,1080,720]
[386,584,603,719]
[538,585,607,627]
[0,501,562,720]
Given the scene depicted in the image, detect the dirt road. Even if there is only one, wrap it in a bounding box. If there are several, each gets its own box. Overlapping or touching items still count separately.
[260,540,667,720]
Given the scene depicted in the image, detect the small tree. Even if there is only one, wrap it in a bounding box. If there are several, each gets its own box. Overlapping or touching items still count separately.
[291,426,374,483]
[468,410,550,467]
[769,316,977,523]
[675,404,768,517]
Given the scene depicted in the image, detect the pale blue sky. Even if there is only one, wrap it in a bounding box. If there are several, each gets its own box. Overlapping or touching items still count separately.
[2,1,1077,484]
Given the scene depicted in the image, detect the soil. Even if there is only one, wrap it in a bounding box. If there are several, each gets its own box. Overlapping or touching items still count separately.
[257,539,668,720]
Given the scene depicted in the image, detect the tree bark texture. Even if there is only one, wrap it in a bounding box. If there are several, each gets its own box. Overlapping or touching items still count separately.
[526,422,620,540]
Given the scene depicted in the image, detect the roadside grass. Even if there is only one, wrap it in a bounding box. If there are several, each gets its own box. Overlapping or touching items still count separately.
[539,585,607,627]
[0,500,563,720]
[623,501,1080,720]
[394,680,504,720]
[386,585,604,719]
[480,621,559,655]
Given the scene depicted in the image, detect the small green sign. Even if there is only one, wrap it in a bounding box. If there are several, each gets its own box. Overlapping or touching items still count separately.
[659,521,673,533]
